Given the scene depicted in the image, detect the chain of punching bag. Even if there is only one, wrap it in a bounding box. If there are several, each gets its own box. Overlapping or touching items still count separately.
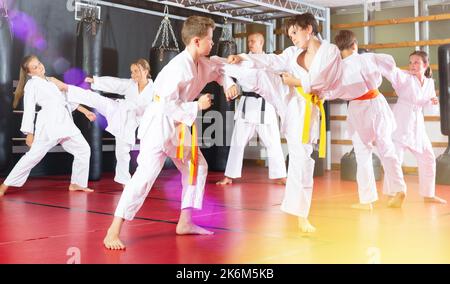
[76,0,102,36]
[219,18,233,42]
[151,5,179,52]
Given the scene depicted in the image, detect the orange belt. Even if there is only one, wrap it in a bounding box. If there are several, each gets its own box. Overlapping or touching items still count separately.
[353,89,380,101]
[176,123,198,186]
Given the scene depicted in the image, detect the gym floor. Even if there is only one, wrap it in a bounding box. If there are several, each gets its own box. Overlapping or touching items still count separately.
[0,166,449,264]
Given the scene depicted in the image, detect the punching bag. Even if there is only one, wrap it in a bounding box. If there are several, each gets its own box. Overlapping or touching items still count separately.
[0,15,12,171]
[149,7,180,169]
[149,47,179,79]
[201,39,236,171]
[149,7,180,80]
[340,148,382,181]
[75,20,103,181]
[436,44,450,185]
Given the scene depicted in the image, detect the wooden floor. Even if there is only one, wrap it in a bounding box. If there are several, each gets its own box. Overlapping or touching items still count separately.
[1,166,450,264]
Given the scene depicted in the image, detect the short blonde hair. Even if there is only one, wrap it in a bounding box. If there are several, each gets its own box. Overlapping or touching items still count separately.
[181,16,215,45]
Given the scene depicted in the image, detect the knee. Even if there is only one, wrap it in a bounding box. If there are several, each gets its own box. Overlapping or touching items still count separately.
[198,155,208,172]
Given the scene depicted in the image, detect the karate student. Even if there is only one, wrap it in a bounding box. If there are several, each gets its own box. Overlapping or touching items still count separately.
[102,16,238,250]
[382,50,446,204]
[322,30,407,209]
[216,32,287,186]
[0,55,95,197]
[52,59,154,187]
[227,13,343,233]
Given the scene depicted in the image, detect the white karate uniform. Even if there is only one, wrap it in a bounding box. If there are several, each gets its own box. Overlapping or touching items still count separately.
[114,49,235,221]
[220,41,342,218]
[379,62,437,198]
[222,52,286,180]
[4,76,90,188]
[66,77,154,185]
[324,53,407,204]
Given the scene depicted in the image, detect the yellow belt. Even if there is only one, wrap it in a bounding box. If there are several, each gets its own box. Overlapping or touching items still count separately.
[296,87,326,158]
[176,124,198,185]
[155,94,198,185]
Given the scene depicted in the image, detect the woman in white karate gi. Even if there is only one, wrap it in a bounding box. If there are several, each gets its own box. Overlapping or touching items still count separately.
[0,55,95,197]
[227,13,343,233]
[55,59,154,187]
[382,50,446,204]
[322,30,407,210]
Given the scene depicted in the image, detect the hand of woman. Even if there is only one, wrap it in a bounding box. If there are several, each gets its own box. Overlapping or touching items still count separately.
[84,77,94,84]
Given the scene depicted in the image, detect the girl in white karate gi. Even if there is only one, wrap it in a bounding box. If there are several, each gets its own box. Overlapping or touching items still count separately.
[382,50,446,204]
[0,55,95,197]
[54,59,154,187]
[227,13,343,233]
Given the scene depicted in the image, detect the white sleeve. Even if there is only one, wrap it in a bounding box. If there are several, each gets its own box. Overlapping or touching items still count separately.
[91,76,133,95]
[20,83,37,135]
[156,73,198,126]
[242,47,297,73]
[372,53,409,91]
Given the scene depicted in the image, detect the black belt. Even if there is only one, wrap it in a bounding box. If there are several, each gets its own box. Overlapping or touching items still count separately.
[241,92,265,124]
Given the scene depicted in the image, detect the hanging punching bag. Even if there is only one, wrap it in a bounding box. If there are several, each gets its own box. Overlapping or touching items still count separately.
[0,15,12,171]
[436,44,450,185]
[149,7,180,80]
[75,19,103,181]
[148,7,180,169]
[149,47,179,79]
[201,31,236,171]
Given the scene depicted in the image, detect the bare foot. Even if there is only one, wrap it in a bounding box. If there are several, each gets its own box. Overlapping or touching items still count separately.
[216,177,233,185]
[69,184,94,193]
[275,178,287,185]
[298,217,316,233]
[351,203,374,211]
[388,191,406,208]
[424,196,447,204]
[103,228,126,250]
[0,184,8,197]
[176,222,214,235]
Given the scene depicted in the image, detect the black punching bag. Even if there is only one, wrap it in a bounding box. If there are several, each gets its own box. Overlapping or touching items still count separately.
[148,10,180,170]
[75,21,103,180]
[436,44,450,185]
[0,16,12,171]
[149,8,180,80]
[340,148,382,181]
[149,47,179,79]
[201,40,236,171]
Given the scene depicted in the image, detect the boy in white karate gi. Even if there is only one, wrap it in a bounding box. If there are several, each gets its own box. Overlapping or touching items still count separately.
[103,16,238,250]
